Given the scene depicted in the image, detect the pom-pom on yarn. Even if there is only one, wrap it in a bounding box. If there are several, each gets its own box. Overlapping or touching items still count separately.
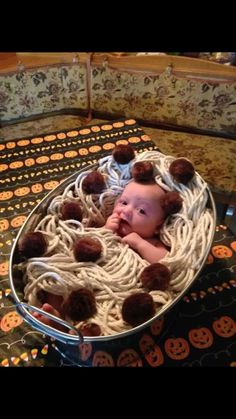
[169,158,195,184]
[18,232,47,258]
[131,161,154,182]
[160,191,183,215]
[82,171,106,194]
[112,144,135,164]
[63,288,97,321]
[140,263,171,291]
[121,292,155,326]
[73,237,102,262]
[61,201,83,222]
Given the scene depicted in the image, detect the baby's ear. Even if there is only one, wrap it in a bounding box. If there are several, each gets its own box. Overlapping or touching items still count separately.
[160,191,183,216]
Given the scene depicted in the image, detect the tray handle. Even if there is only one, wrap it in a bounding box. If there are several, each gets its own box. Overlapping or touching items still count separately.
[17,302,84,345]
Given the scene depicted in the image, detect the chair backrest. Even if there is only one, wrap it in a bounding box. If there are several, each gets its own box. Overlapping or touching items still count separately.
[90,53,236,138]
[0,53,90,123]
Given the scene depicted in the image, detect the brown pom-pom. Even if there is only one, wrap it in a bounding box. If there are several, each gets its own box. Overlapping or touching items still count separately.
[73,237,102,262]
[121,292,155,327]
[61,201,83,222]
[131,161,154,182]
[80,322,101,337]
[112,144,135,164]
[82,171,105,194]
[18,232,47,258]
[160,191,183,215]
[63,288,97,321]
[140,263,171,291]
[169,158,195,184]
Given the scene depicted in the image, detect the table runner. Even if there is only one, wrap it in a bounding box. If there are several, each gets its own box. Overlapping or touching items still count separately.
[0,118,235,367]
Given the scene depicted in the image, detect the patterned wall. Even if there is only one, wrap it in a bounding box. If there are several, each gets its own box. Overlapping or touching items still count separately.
[90,65,236,136]
[0,64,89,121]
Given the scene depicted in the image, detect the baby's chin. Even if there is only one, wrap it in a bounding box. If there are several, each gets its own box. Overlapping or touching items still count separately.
[117,220,133,237]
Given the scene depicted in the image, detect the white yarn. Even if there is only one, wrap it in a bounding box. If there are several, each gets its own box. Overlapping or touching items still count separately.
[20,151,215,336]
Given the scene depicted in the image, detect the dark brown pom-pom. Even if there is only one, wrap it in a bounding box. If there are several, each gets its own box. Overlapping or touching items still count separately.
[160,191,183,215]
[80,322,101,337]
[82,171,105,194]
[63,288,97,321]
[73,237,102,262]
[112,144,135,164]
[131,161,154,182]
[140,263,171,291]
[169,158,195,184]
[18,232,47,258]
[121,292,155,327]
[61,201,83,222]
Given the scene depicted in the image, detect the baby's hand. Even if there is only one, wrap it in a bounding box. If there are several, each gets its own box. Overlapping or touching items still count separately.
[104,212,120,233]
[121,232,143,250]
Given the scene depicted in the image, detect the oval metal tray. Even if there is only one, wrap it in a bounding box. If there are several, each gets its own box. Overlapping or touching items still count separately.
[9,162,217,346]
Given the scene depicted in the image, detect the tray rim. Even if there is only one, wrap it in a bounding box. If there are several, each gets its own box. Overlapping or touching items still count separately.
[9,161,217,345]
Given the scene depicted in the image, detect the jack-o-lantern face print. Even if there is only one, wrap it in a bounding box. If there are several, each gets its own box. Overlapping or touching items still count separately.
[1,311,23,332]
[212,316,236,338]
[0,191,14,200]
[92,351,114,367]
[211,245,233,259]
[44,181,59,190]
[25,158,35,167]
[14,187,30,197]
[188,328,213,349]
[91,126,100,133]
[79,343,92,362]
[230,241,236,252]
[117,349,143,367]
[165,338,190,360]
[102,143,115,151]
[31,183,43,194]
[113,122,124,128]
[9,161,23,169]
[139,334,164,367]
[206,254,214,264]
[101,125,113,131]
[150,317,164,336]
[44,135,57,142]
[0,261,9,276]
[0,219,9,232]
[79,129,91,135]
[125,119,136,125]
[11,215,27,228]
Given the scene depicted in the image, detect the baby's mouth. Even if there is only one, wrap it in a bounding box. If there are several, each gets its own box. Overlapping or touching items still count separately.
[117,219,132,237]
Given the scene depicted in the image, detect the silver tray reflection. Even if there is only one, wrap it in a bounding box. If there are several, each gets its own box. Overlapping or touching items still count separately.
[9,163,217,346]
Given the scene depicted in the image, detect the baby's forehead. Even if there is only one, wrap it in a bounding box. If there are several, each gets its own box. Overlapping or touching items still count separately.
[123,181,164,196]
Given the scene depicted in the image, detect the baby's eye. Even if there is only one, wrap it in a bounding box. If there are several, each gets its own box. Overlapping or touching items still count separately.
[137,208,146,215]
[120,200,128,206]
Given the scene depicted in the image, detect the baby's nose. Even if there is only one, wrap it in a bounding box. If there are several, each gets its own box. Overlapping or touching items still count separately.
[121,206,132,221]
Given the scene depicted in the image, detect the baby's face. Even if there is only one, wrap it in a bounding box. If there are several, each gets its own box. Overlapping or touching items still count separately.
[114,181,166,238]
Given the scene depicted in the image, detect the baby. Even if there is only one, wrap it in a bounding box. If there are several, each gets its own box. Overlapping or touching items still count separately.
[105,180,168,263]
[32,179,181,331]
